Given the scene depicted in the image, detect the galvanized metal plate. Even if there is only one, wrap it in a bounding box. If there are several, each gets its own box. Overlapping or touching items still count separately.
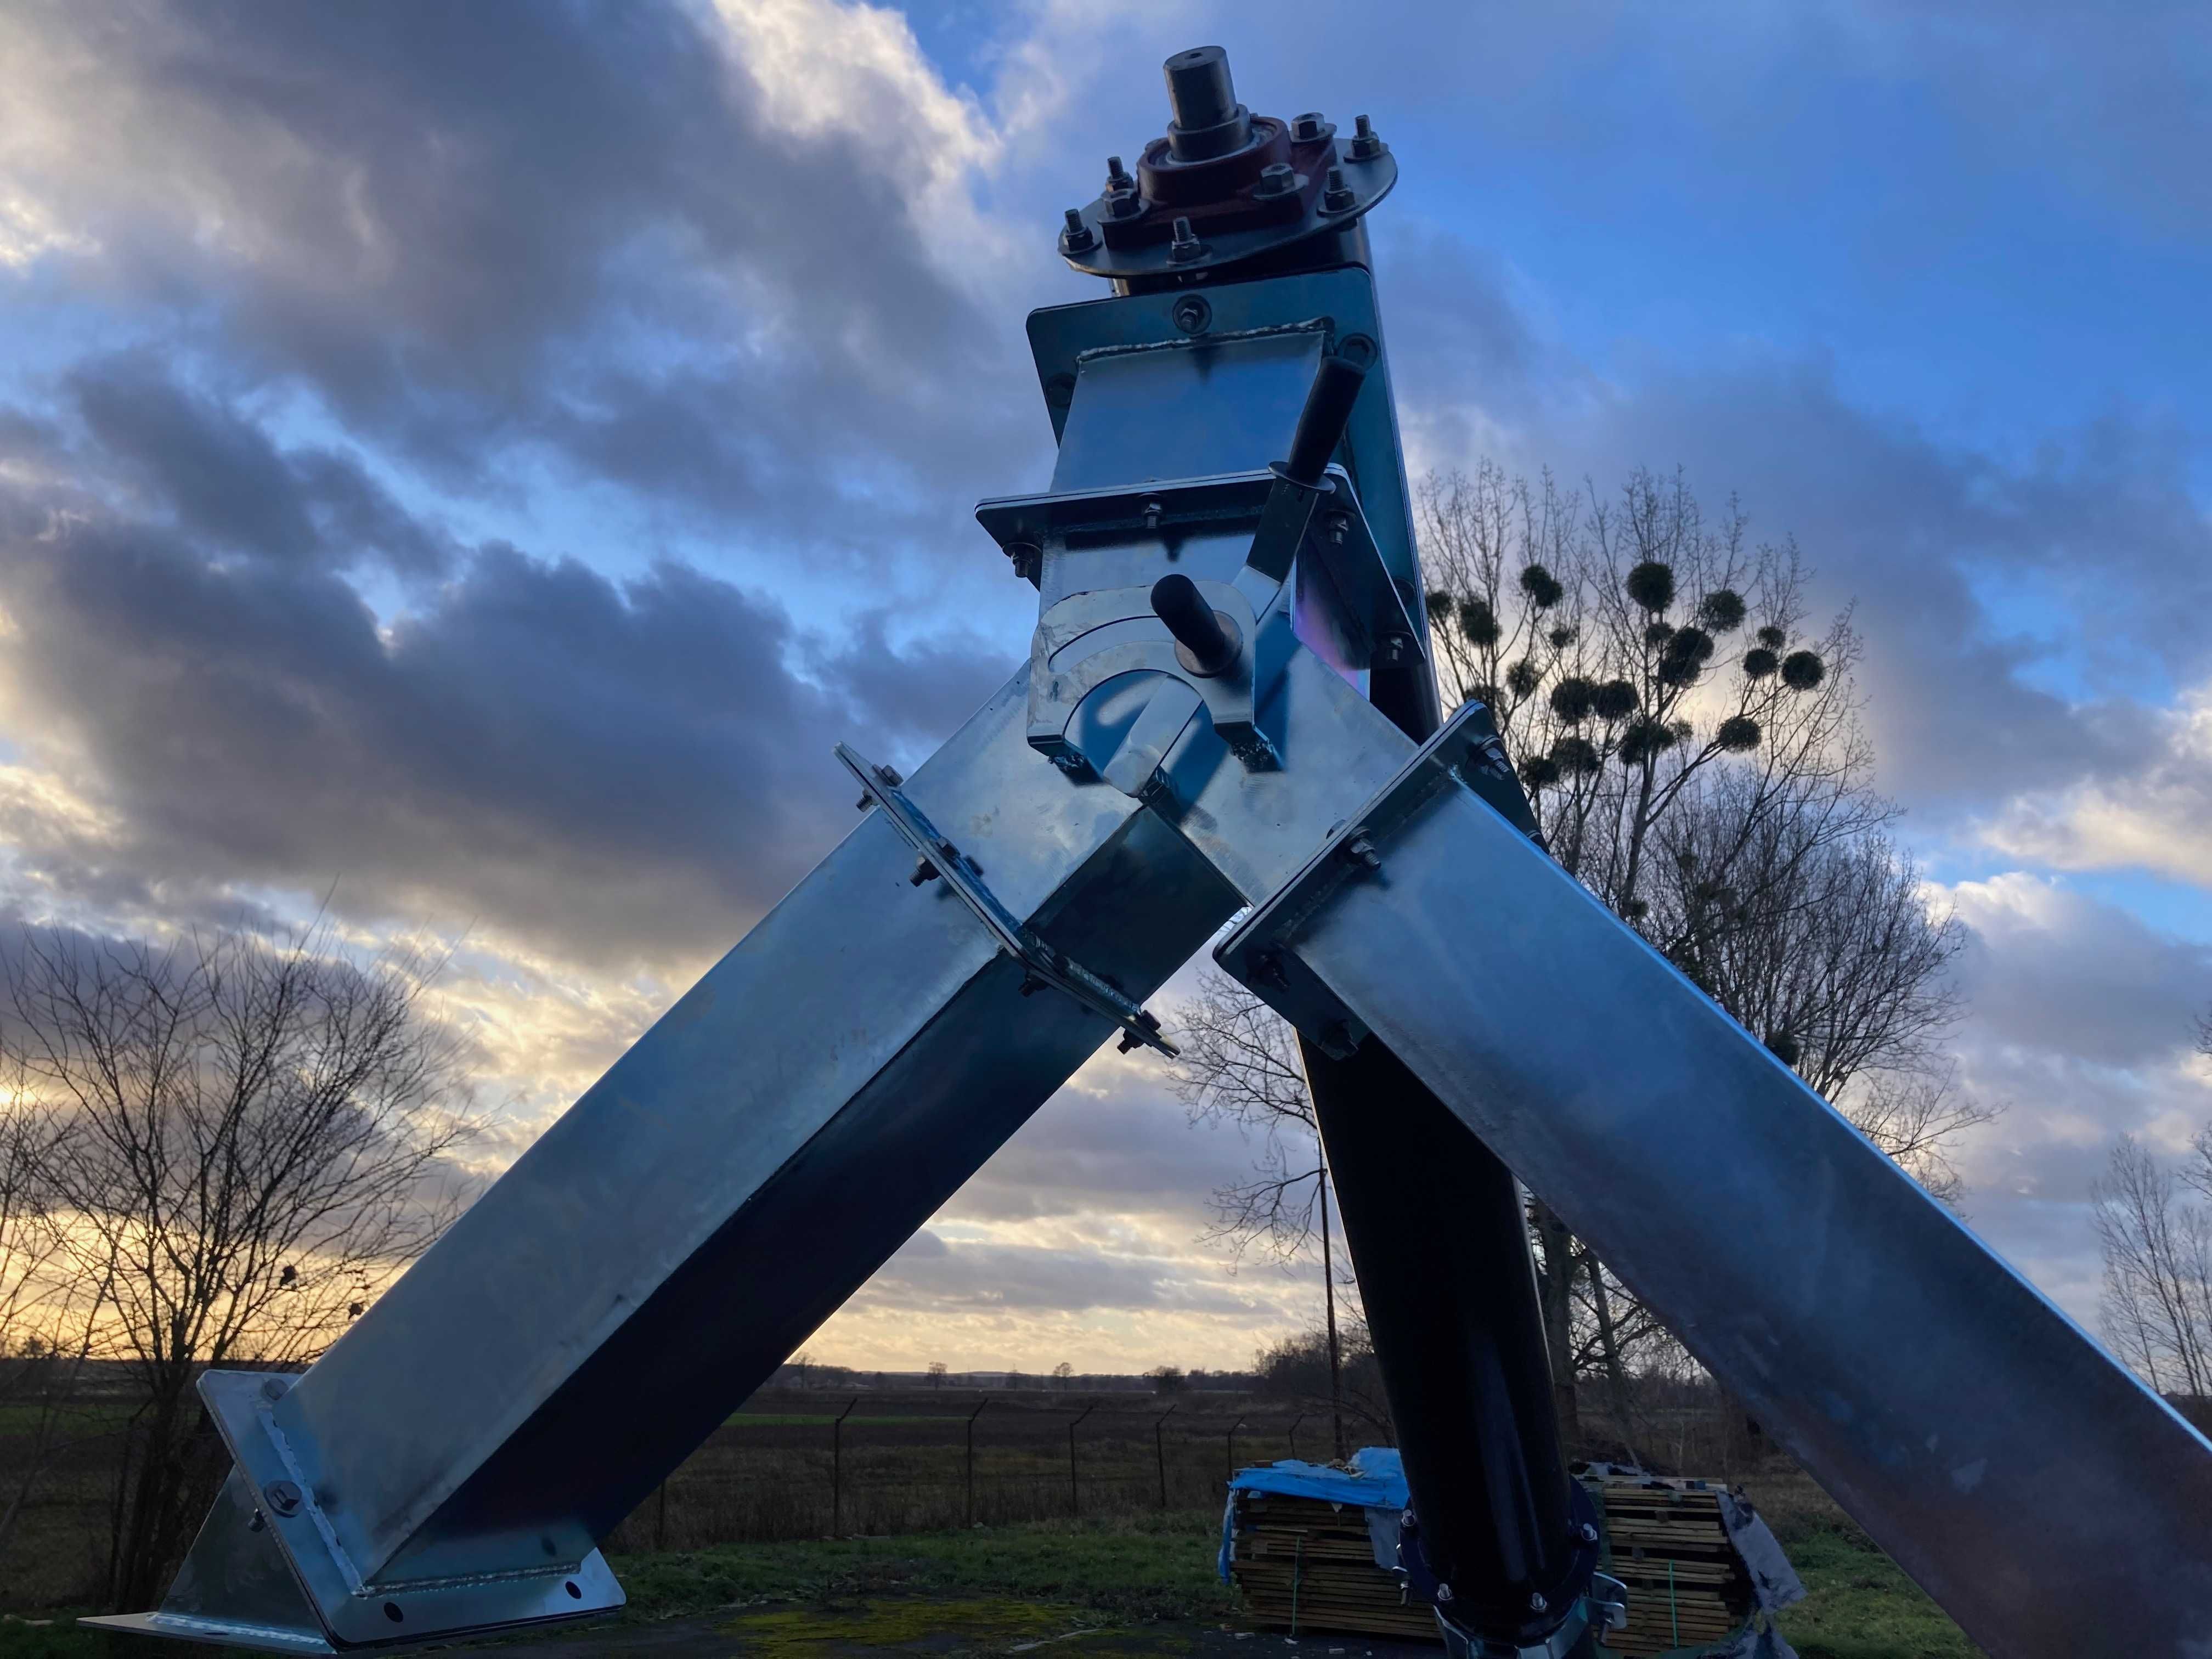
[101,1369,624,1652]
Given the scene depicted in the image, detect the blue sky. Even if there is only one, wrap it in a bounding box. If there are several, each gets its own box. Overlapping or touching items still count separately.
[0,0,2206,1371]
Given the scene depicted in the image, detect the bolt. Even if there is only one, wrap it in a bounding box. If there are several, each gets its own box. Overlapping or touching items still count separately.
[1346,833,1382,870]
[264,1481,303,1518]
[1349,113,1387,160]
[1255,161,1296,198]
[261,1377,288,1403]
[1108,188,1143,218]
[1579,1522,1599,1543]
[1529,1592,1549,1614]
[1291,112,1327,142]
[1171,295,1212,335]
[1142,499,1163,531]
[877,764,903,786]
[1106,154,1135,190]
[1323,166,1356,214]
[248,1509,266,1533]
[1116,1029,1143,1054]
[1322,510,1350,545]
[1059,207,1096,252]
[1019,975,1043,996]
[1400,1508,1418,1531]
[909,857,940,887]
[1435,1582,1454,1604]
[1168,217,1204,263]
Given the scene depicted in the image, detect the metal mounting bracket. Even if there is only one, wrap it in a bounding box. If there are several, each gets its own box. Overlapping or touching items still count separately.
[979,465,1415,791]
[1214,699,1519,1057]
[837,743,1175,1056]
[81,1369,622,1652]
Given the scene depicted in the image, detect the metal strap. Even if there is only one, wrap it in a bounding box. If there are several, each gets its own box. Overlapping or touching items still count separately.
[836,743,1175,1056]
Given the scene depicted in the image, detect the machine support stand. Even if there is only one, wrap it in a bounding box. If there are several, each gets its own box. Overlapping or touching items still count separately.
[98,43,2212,1659]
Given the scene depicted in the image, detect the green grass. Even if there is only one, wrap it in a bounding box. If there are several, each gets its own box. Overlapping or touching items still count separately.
[613,1508,1233,1627]
[0,1509,1977,1658]
[1775,1528,1982,1659]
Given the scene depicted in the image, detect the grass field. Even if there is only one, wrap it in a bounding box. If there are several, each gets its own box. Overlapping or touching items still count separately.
[0,1470,1981,1659]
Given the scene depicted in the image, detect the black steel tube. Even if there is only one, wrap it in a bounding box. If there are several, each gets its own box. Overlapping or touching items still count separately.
[1150,574,1237,675]
[1306,1041,1579,1642]
[1296,521,1577,1644]
[1283,340,1374,487]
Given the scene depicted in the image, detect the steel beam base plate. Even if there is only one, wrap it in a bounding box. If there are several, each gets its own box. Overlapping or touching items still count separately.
[84,1369,624,1652]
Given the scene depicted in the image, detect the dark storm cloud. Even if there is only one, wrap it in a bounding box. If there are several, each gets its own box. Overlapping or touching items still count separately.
[0,392,1012,967]
[4,0,1042,553]
[1380,280,2211,817]
[1949,876,2212,1070]
[1541,364,2210,816]
[67,353,454,575]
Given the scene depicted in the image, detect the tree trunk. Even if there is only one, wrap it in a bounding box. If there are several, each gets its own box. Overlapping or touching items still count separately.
[1531,1197,1582,1451]
[1321,1169,1346,1460]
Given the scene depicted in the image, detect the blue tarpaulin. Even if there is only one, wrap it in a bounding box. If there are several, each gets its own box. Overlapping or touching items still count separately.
[1218,1448,1408,1583]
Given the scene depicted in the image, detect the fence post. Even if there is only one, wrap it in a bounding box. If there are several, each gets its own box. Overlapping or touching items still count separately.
[1069,1403,1098,1517]
[965,1397,991,1526]
[1153,1405,1177,1509]
[831,1397,859,1536]
[1288,1413,1307,1462]
[1226,1415,1246,1482]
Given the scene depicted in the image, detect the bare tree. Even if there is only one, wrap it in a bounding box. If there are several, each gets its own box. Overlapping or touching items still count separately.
[1253,1318,1395,1443]
[5,922,475,1609]
[2095,1135,2212,1395]
[1177,462,1983,1452]
[0,1074,112,1573]
[1052,1361,1073,1390]
[1170,972,1350,1458]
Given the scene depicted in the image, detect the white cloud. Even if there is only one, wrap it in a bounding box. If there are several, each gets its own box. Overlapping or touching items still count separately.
[1982,683,2212,887]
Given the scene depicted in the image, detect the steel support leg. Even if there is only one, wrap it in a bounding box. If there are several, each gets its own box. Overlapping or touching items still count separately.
[1180,689,2212,1659]
[88,670,1239,1651]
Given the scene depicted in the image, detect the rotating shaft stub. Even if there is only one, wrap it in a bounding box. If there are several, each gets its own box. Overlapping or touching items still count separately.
[1162,46,1251,161]
[1150,575,1240,678]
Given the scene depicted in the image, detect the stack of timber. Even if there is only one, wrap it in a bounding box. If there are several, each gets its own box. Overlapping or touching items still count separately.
[1228,1488,1436,1641]
[1588,1476,1753,1657]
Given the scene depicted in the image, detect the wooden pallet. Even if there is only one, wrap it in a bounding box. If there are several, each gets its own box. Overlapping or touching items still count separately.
[1226,1475,1758,1654]
[1228,1489,1435,1640]
[1585,1476,1753,1657]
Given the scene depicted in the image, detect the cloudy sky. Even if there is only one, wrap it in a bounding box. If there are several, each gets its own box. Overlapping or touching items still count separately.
[0,0,2206,1374]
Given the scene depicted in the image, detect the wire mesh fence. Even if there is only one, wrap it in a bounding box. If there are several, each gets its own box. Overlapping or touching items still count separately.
[602,1389,1343,1554]
[1,1384,1344,1610]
